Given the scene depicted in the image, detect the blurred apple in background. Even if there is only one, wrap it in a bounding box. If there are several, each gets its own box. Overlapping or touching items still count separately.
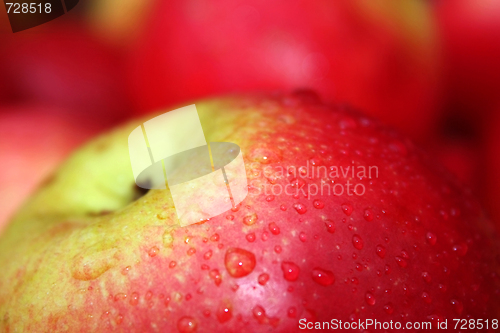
[433,0,500,226]
[483,106,500,229]
[0,19,132,128]
[0,106,97,231]
[126,0,441,142]
[435,0,500,131]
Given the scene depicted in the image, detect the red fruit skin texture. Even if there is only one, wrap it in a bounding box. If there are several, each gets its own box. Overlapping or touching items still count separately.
[127,0,440,141]
[2,94,499,332]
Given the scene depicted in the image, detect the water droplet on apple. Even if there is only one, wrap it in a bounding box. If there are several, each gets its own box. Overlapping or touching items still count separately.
[375,245,386,258]
[287,306,297,318]
[310,157,324,166]
[209,269,222,286]
[224,248,256,278]
[289,177,306,189]
[249,148,280,164]
[293,203,307,214]
[341,203,353,216]
[422,272,432,284]
[365,292,376,305]
[148,246,159,257]
[452,242,468,257]
[246,233,256,242]
[281,261,300,281]
[450,299,464,315]
[274,245,282,253]
[187,248,196,256]
[258,273,270,285]
[129,292,139,306]
[268,222,280,235]
[216,303,233,323]
[177,316,197,333]
[243,213,258,225]
[363,209,373,221]
[422,292,432,304]
[210,233,220,242]
[426,232,437,245]
[352,235,363,250]
[324,220,335,233]
[383,303,394,314]
[265,195,275,202]
[169,261,176,268]
[299,231,307,242]
[252,305,279,327]
[203,250,212,260]
[311,268,335,286]
[395,256,408,268]
[313,199,324,209]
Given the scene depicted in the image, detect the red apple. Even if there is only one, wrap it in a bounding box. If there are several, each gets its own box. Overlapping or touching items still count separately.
[434,0,500,229]
[127,0,441,142]
[482,105,500,228]
[0,20,132,127]
[435,0,500,130]
[0,93,498,332]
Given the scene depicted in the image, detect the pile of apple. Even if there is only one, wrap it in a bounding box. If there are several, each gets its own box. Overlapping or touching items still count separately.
[1,0,500,332]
